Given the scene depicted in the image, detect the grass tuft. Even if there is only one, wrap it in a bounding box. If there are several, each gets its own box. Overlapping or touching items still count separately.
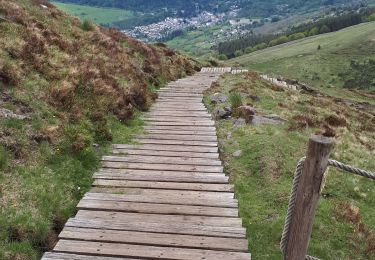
[229,91,243,110]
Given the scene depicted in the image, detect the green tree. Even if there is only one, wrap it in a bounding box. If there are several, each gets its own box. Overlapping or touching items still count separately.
[368,13,375,21]
[234,50,243,57]
[319,25,331,34]
[288,32,306,41]
[308,27,319,36]
[218,54,228,60]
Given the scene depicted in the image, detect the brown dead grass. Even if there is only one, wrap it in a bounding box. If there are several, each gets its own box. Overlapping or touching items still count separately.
[334,202,375,257]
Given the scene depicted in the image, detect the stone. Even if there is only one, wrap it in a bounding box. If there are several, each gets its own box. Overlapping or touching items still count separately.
[233,118,246,127]
[0,108,31,120]
[236,106,255,123]
[233,150,242,157]
[213,106,232,119]
[211,93,228,104]
[251,115,282,126]
[227,132,232,140]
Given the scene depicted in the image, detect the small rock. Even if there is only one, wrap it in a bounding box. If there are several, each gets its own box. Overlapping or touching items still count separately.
[226,132,232,140]
[233,150,242,157]
[211,93,228,104]
[251,115,282,126]
[0,108,31,120]
[233,118,246,127]
[236,106,255,123]
[214,107,231,119]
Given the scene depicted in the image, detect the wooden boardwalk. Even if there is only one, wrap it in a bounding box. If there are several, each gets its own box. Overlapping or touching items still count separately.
[43,69,250,260]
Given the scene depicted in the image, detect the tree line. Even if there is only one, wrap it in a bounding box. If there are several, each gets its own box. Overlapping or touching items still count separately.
[217,7,375,58]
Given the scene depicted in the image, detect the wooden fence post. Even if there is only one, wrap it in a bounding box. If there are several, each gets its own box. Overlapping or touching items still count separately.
[284,135,333,260]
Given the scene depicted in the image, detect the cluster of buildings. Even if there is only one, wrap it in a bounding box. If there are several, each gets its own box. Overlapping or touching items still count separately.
[124,11,226,42]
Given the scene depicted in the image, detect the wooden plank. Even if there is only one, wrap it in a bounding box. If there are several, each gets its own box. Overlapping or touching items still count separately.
[53,240,250,260]
[75,210,242,227]
[42,252,128,260]
[101,161,224,174]
[76,200,239,217]
[59,227,249,252]
[145,113,211,118]
[137,134,217,142]
[93,179,233,192]
[102,155,221,166]
[111,148,219,159]
[66,218,245,238]
[94,170,227,183]
[146,121,214,127]
[82,191,238,208]
[143,117,215,123]
[113,144,218,153]
[136,139,217,147]
[144,129,217,136]
[144,125,216,132]
[82,191,236,207]
[88,188,235,200]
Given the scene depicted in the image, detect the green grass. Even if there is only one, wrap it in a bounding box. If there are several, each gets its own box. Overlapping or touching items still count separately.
[229,22,375,103]
[204,74,375,260]
[0,112,144,259]
[51,2,134,25]
[166,24,228,58]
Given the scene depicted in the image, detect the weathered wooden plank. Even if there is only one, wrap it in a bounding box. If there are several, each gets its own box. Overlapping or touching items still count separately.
[66,218,245,238]
[143,117,215,124]
[76,199,239,217]
[59,227,249,252]
[54,240,250,260]
[102,155,221,166]
[93,179,233,192]
[146,121,214,127]
[82,191,236,207]
[144,125,216,132]
[111,148,219,159]
[113,144,218,153]
[94,170,228,183]
[144,129,217,136]
[145,113,211,118]
[102,161,224,174]
[137,134,217,142]
[75,210,242,227]
[136,139,217,147]
[42,252,129,260]
[87,189,235,200]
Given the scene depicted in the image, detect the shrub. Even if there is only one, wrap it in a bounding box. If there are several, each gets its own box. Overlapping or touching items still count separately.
[308,27,319,36]
[320,25,331,34]
[368,13,375,21]
[288,32,305,41]
[81,20,94,31]
[229,91,243,110]
[234,50,243,57]
[218,54,228,60]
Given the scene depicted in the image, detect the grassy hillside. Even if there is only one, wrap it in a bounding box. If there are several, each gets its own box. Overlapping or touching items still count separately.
[230,22,375,103]
[0,0,197,259]
[204,72,374,259]
[51,1,133,26]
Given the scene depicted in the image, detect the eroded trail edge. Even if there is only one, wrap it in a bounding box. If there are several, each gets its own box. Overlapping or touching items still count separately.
[43,68,251,260]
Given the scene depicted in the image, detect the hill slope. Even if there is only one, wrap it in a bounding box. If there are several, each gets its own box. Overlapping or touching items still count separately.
[230,22,375,102]
[0,0,197,259]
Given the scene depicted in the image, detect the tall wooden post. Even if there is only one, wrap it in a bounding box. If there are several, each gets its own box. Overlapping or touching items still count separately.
[284,135,333,260]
